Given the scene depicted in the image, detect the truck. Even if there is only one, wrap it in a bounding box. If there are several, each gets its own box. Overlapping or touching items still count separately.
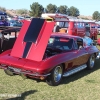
[42,13,98,40]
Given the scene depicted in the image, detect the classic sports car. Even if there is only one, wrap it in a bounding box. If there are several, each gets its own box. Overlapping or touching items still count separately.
[0,18,99,86]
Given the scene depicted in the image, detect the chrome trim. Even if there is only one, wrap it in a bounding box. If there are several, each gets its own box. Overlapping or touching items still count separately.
[9,69,51,77]
[96,52,100,59]
[54,65,62,82]
[0,65,7,69]
[0,64,7,67]
[90,55,95,68]
[63,64,87,77]
[20,71,51,77]
[0,65,51,77]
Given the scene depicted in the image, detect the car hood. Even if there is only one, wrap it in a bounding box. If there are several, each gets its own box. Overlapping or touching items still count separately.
[10,18,55,61]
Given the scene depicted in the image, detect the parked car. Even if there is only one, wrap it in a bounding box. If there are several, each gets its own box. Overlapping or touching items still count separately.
[0,27,21,53]
[0,16,10,26]
[88,22,98,40]
[0,18,99,86]
[9,20,23,27]
[96,38,100,45]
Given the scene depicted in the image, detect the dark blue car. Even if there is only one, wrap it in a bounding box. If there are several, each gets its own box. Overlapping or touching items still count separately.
[0,11,10,26]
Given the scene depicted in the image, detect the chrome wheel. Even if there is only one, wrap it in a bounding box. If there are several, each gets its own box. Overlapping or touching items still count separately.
[87,54,95,69]
[90,55,95,68]
[46,64,63,86]
[54,66,63,82]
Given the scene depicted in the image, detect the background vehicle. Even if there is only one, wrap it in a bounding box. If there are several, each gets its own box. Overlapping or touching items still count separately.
[42,13,98,40]
[41,13,54,22]
[0,11,10,26]
[0,26,21,53]
[9,20,23,27]
[88,22,98,40]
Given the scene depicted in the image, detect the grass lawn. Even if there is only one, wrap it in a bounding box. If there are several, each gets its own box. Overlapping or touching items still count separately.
[0,36,100,100]
[0,60,100,100]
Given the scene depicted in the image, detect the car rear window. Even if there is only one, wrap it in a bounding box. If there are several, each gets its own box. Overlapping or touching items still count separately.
[48,37,73,50]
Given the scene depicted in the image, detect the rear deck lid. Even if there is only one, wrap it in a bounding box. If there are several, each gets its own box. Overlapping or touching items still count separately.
[11,18,55,61]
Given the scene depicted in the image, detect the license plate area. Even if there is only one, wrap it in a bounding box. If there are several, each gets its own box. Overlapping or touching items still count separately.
[8,66,21,73]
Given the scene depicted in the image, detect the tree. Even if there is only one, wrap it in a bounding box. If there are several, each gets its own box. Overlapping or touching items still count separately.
[68,6,80,17]
[17,9,29,16]
[58,5,68,14]
[0,6,6,12]
[29,2,44,17]
[46,4,57,13]
[92,11,100,21]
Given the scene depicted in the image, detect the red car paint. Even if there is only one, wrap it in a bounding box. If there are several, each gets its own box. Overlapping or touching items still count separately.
[0,18,99,86]
[43,13,98,40]
[97,38,100,45]
[68,21,85,37]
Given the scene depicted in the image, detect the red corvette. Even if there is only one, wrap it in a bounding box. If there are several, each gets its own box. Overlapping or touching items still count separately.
[0,18,99,86]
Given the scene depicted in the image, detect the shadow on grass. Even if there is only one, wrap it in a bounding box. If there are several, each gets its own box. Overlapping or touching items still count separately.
[61,59,100,85]
[6,90,37,100]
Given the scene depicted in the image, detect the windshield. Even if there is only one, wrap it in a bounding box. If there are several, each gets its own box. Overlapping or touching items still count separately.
[48,37,73,50]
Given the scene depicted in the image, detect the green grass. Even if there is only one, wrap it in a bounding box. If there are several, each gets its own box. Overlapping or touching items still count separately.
[0,59,100,100]
[0,60,100,100]
[0,35,100,100]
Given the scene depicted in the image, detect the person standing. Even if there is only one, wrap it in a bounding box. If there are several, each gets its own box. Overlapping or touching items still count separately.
[53,22,60,32]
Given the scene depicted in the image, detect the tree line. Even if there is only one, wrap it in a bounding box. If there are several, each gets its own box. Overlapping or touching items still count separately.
[0,2,100,21]
[29,2,80,17]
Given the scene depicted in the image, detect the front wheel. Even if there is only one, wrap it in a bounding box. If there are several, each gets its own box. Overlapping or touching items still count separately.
[87,54,95,69]
[46,65,63,86]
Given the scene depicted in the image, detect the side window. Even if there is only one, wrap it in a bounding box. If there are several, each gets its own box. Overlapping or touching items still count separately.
[64,22,69,28]
[59,22,69,28]
[74,22,77,28]
[76,38,83,49]
[73,41,78,50]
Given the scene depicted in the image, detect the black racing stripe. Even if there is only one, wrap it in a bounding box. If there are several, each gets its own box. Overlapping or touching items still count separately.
[24,18,45,43]
[22,42,32,58]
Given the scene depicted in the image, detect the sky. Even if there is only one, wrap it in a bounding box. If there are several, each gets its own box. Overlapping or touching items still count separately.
[0,0,100,16]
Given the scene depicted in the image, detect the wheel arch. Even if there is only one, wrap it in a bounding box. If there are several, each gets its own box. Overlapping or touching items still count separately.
[61,63,65,73]
[94,52,98,58]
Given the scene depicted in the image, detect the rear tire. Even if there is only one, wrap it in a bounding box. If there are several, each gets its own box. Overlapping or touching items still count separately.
[46,64,63,86]
[4,69,14,76]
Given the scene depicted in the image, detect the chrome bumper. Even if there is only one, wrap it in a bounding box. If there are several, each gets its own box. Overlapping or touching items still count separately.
[0,65,51,77]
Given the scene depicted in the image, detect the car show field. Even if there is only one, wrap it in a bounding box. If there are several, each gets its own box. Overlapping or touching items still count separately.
[0,58,100,100]
[0,18,100,99]
[0,10,100,99]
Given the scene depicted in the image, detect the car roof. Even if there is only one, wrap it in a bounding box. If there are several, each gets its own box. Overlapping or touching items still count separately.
[51,33,83,40]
